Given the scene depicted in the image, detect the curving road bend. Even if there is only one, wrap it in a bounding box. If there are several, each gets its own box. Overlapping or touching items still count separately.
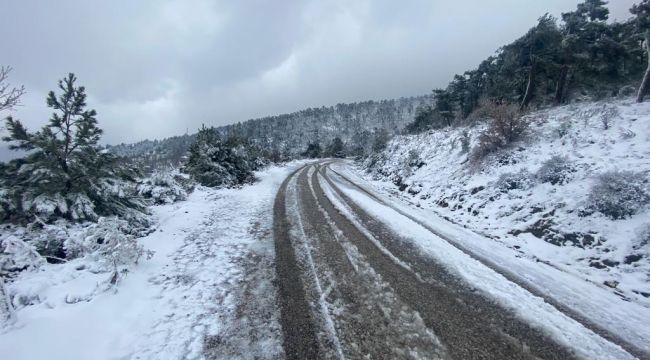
[272,160,643,360]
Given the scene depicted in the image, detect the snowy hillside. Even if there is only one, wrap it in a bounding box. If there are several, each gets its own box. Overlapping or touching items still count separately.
[361,98,650,307]
[107,96,431,169]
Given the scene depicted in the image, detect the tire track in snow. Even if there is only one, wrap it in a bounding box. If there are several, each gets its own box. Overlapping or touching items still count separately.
[326,162,648,360]
[313,162,571,360]
[301,164,448,359]
[272,164,322,359]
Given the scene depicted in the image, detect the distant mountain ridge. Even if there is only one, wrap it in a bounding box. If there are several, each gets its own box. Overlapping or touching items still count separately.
[107,95,433,169]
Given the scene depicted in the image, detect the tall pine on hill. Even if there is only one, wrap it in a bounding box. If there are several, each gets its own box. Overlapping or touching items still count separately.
[632,0,650,102]
[1,74,147,225]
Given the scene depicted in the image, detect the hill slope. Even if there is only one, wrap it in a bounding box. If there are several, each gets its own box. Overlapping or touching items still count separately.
[361,98,650,307]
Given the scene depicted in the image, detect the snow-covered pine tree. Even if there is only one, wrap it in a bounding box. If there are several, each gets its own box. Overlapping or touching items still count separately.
[1,73,148,227]
[326,137,345,158]
[302,142,322,158]
[182,125,256,187]
[633,0,650,102]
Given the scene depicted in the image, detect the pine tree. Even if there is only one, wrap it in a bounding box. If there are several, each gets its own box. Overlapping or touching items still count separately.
[326,137,345,158]
[2,74,147,225]
[371,129,390,153]
[433,89,455,126]
[302,142,322,158]
[5,73,102,193]
[183,125,257,187]
[632,0,650,102]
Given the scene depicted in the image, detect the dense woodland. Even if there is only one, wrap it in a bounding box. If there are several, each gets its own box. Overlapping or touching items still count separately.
[108,95,431,170]
[407,0,650,133]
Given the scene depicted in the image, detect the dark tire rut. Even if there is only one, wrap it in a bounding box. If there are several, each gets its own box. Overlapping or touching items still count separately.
[272,161,620,359]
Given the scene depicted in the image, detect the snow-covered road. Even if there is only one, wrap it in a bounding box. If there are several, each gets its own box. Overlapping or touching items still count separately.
[273,160,647,359]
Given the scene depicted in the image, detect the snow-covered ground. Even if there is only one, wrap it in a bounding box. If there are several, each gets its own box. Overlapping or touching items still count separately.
[355,98,650,353]
[0,162,304,360]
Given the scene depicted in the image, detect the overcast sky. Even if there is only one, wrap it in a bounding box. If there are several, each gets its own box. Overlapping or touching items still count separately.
[0,0,638,147]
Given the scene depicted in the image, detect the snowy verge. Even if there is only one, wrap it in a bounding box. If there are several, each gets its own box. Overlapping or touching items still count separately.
[0,161,305,360]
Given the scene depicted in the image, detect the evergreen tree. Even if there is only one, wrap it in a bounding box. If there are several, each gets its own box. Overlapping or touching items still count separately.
[433,89,455,126]
[372,129,390,153]
[326,137,345,158]
[182,125,257,187]
[405,106,436,134]
[1,73,147,225]
[632,0,650,102]
[302,142,322,158]
[5,73,102,193]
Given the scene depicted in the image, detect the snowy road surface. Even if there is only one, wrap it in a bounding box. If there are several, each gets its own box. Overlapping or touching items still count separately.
[273,160,647,360]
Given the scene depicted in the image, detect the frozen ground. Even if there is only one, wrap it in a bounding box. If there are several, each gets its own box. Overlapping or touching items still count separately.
[0,162,304,360]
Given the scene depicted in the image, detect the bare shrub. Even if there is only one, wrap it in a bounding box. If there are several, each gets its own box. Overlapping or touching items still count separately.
[460,130,471,154]
[0,66,25,112]
[600,104,620,130]
[586,171,650,219]
[536,156,575,185]
[470,102,528,162]
[633,224,650,256]
[555,120,572,138]
[495,169,535,193]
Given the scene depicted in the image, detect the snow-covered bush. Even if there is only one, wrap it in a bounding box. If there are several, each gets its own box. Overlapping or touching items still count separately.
[1,233,45,322]
[632,224,650,257]
[599,104,620,130]
[137,172,190,205]
[555,119,572,138]
[495,169,535,193]
[183,127,261,188]
[26,220,69,262]
[64,217,153,271]
[586,171,650,219]
[460,130,471,154]
[536,156,575,185]
[1,234,44,277]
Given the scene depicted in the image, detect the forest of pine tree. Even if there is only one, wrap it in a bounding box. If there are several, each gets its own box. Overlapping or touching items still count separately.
[406,0,650,134]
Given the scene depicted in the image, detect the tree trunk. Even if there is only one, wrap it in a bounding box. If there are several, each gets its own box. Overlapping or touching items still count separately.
[637,32,650,103]
[520,62,536,110]
[555,65,569,104]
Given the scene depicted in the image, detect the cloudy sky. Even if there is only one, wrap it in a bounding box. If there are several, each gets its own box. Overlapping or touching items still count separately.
[0,0,638,147]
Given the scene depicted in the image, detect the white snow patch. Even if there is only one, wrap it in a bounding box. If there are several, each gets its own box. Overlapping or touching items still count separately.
[0,162,304,360]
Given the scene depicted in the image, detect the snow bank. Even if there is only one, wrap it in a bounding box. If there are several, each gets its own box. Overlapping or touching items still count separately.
[0,162,304,360]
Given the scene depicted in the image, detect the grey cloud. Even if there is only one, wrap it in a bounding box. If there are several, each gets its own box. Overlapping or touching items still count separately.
[0,0,640,146]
